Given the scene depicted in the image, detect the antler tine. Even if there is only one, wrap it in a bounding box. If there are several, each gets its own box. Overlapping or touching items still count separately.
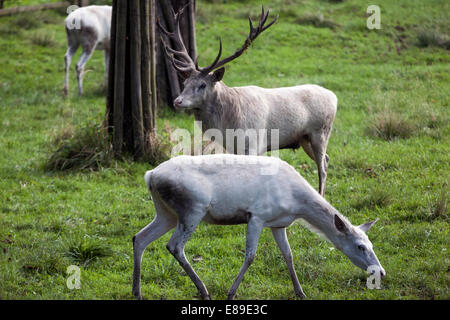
[165,43,193,63]
[197,38,223,73]
[194,56,200,70]
[162,42,193,73]
[171,59,193,73]
[248,16,255,36]
[173,1,190,23]
[157,2,196,74]
[161,36,191,65]
[198,6,278,74]
[262,14,279,32]
[156,18,173,38]
[259,6,270,30]
[173,56,191,68]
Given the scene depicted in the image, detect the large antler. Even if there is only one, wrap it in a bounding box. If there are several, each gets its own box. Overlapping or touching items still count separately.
[197,6,278,74]
[158,4,278,77]
[157,2,196,75]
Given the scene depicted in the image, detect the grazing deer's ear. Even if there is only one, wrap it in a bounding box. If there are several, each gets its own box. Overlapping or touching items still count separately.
[334,215,350,235]
[358,219,378,233]
[212,67,225,82]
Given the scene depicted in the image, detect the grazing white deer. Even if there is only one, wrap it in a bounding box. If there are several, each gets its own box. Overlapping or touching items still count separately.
[63,5,112,96]
[159,5,338,196]
[132,154,385,300]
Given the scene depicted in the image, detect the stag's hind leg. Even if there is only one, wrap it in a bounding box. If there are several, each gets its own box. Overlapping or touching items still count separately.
[132,197,177,299]
[300,139,316,162]
[300,137,326,196]
[311,134,328,197]
[304,132,330,197]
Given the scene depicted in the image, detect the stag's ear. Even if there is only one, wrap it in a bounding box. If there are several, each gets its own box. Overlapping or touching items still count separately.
[334,215,350,235]
[358,219,378,233]
[212,67,225,82]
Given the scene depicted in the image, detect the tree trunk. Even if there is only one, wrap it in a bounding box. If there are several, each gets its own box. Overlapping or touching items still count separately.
[156,0,196,108]
[106,0,158,159]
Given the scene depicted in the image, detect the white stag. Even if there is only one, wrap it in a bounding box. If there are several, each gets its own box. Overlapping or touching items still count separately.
[63,5,112,96]
[159,5,338,196]
[132,155,385,300]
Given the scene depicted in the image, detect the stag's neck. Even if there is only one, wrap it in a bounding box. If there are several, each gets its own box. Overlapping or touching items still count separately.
[194,81,243,131]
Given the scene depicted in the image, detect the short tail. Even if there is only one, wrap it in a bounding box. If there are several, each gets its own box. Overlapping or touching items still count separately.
[144,170,153,190]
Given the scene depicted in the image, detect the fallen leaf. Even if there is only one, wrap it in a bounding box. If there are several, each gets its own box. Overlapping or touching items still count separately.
[193,255,203,262]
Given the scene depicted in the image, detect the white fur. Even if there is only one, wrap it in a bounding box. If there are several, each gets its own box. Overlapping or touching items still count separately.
[132,155,385,300]
[176,76,337,197]
[63,5,112,96]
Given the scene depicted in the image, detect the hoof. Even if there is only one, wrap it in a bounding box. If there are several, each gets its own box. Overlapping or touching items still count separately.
[227,293,236,300]
[132,291,143,300]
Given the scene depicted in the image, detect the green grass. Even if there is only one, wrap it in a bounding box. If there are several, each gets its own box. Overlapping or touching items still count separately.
[0,0,449,300]
[63,235,114,267]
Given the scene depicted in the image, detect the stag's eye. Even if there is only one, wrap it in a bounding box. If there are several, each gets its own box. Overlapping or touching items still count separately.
[358,245,366,252]
[198,83,206,90]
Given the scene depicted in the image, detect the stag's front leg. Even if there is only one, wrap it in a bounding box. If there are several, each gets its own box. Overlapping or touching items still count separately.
[271,227,306,299]
[166,213,210,300]
[227,218,263,300]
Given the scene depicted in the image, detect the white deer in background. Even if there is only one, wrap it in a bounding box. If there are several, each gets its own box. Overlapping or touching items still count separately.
[63,5,112,96]
[159,5,338,196]
[132,154,385,300]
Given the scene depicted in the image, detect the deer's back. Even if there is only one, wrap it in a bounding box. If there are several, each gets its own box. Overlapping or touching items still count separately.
[65,6,112,48]
[149,155,320,225]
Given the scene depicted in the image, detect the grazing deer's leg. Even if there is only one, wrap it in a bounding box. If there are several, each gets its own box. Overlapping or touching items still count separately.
[166,211,210,300]
[132,200,177,299]
[227,218,264,300]
[63,44,78,96]
[271,227,306,299]
[310,132,328,197]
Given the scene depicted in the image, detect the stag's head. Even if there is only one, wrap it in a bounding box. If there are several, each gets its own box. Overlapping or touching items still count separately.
[333,215,386,277]
[158,4,278,109]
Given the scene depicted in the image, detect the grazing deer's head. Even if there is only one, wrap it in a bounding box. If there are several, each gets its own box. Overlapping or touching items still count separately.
[158,4,278,109]
[333,215,386,277]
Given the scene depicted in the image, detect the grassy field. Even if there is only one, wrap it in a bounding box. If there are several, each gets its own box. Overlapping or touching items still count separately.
[0,0,449,300]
